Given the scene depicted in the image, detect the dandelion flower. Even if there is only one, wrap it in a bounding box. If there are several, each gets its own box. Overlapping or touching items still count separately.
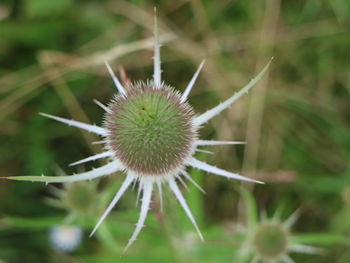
[6,16,271,251]
[49,225,82,252]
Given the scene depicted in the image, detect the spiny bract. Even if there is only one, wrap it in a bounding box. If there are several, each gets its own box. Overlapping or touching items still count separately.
[7,15,271,252]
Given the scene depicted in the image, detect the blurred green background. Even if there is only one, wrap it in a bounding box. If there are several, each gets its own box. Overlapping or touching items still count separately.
[0,0,349,262]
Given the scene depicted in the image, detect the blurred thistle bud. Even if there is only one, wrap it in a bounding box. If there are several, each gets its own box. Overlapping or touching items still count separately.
[62,182,97,215]
[49,225,82,252]
[237,188,330,262]
[252,221,289,261]
[46,181,98,219]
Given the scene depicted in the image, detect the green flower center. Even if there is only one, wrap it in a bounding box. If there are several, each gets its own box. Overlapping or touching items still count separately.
[105,82,196,175]
[252,222,289,259]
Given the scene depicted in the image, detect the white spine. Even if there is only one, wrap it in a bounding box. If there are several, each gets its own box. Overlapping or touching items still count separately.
[90,175,134,236]
[168,178,204,241]
[194,60,272,126]
[69,151,112,166]
[196,140,245,146]
[124,180,153,252]
[153,12,161,87]
[104,61,127,95]
[40,113,107,136]
[188,158,263,184]
[181,60,205,102]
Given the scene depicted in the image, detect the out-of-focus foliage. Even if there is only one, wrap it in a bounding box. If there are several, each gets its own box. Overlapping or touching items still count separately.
[0,0,349,262]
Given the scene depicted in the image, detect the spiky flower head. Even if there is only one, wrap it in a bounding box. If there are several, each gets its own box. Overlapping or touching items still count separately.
[105,82,196,176]
[6,15,272,252]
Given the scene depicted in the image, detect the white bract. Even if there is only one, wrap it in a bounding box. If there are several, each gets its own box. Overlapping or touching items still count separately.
[8,17,271,252]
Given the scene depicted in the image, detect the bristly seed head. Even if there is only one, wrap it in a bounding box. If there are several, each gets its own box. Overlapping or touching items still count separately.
[105,81,196,176]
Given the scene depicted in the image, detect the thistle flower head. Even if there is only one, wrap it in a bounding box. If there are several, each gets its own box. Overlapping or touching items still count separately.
[105,81,196,176]
[7,14,272,252]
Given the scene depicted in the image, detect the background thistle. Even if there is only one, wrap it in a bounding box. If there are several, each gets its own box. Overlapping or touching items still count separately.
[252,222,289,260]
[46,180,99,220]
[236,188,346,263]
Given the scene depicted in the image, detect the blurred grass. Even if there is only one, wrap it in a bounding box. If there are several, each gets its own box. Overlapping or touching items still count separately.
[0,0,350,262]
